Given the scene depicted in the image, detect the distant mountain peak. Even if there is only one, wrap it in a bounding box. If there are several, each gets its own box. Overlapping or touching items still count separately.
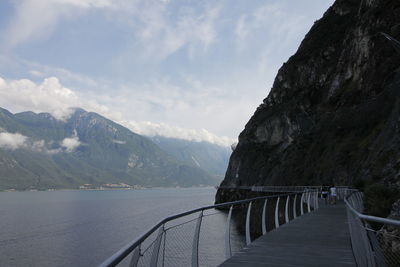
[0,106,220,190]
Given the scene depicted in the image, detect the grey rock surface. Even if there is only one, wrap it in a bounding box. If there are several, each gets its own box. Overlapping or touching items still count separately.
[217,0,400,203]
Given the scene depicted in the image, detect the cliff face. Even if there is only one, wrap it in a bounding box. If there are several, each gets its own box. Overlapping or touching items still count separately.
[217,0,400,200]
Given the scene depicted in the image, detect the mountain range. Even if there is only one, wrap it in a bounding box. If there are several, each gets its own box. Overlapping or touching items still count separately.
[0,107,231,190]
[151,136,231,178]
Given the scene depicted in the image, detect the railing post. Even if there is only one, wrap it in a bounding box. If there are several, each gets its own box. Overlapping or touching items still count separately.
[285,195,290,223]
[293,194,297,219]
[262,199,268,235]
[356,216,376,267]
[191,211,203,267]
[312,191,315,210]
[225,205,233,260]
[300,192,304,215]
[356,192,363,211]
[150,224,164,267]
[246,202,252,245]
[275,197,280,229]
[307,191,311,213]
[129,246,140,267]
[350,196,356,211]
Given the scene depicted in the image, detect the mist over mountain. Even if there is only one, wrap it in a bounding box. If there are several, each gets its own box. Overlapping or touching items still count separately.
[0,107,223,190]
[151,136,231,178]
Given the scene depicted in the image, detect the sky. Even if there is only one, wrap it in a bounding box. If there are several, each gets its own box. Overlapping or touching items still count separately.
[0,0,334,146]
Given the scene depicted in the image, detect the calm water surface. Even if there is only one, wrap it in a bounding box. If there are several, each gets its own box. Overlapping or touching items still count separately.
[0,187,238,266]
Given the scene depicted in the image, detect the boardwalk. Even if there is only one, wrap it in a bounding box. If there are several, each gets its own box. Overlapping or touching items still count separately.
[219,202,356,267]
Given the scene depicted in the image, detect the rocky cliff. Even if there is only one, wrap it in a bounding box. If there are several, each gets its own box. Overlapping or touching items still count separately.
[217,0,400,203]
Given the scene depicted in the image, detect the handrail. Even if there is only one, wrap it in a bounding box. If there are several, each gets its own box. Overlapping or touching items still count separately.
[99,190,318,267]
[344,189,400,267]
[344,194,400,226]
[217,185,348,192]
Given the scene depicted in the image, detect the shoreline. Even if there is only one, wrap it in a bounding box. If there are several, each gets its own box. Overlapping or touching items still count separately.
[0,185,217,193]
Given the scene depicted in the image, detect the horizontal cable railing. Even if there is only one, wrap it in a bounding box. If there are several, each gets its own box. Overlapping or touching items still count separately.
[99,189,320,267]
[217,185,348,193]
[344,190,400,267]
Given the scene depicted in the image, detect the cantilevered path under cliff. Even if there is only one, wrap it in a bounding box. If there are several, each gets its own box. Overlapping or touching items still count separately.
[219,202,356,267]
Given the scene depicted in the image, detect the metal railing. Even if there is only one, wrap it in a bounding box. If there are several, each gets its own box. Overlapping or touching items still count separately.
[99,189,320,267]
[345,190,400,267]
[217,185,349,193]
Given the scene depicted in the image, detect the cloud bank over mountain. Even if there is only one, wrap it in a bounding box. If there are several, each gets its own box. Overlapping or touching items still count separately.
[0,129,80,153]
[60,135,81,152]
[124,121,234,147]
[0,76,110,121]
[0,76,235,146]
[0,132,27,150]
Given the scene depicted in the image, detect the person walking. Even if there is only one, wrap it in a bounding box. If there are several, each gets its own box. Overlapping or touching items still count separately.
[321,185,329,205]
[330,184,337,204]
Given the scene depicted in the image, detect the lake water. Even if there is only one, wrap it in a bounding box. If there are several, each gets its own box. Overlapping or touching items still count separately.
[0,188,243,267]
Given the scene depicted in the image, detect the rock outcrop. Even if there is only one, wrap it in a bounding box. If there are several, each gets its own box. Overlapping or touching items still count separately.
[217,0,400,202]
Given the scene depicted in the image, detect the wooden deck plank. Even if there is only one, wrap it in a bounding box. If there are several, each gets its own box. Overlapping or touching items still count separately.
[219,202,356,267]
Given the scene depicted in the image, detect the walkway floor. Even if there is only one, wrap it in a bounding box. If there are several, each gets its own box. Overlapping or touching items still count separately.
[219,202,356,267]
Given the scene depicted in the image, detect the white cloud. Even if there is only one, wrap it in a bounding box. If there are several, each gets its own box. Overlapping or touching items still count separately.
[29,70,45,77]
[52,0,112,8]
[0,132,28,150]
[22,59,101,88]
[0,131,56,153]
[60,135,81,152]
[122,120,235,147]
[0,76,113,121]
[3,0,113,49]
[100,1,223,62]
[0,76,77,120]
[0,75,237,146]
[31,140,47,152]
[85,75,253,146]
[0,130,82,153]
[4,0,221,60]
[112,140,126,144]
[234,3,306,48]
[235,15,248,43]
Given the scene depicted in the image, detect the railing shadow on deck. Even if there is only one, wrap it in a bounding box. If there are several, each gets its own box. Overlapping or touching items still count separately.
[99,187,332,267]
